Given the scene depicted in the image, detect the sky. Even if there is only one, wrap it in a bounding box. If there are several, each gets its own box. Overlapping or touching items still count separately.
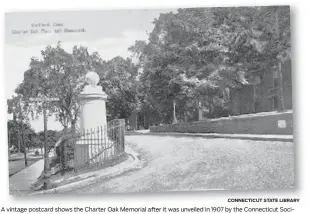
[4,9,176,132]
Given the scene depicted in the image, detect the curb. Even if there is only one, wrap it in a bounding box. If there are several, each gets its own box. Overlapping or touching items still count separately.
[126,132,293,142]
[29,146,142,195]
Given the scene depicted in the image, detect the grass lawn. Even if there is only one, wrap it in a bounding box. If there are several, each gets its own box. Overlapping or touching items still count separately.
[9,151,44,176]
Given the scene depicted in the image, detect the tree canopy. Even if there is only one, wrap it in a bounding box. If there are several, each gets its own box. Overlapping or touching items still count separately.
[129,6,290,123]
[9,43,139,131]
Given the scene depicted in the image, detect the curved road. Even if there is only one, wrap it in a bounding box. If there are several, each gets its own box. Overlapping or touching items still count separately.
[68,135,294,193]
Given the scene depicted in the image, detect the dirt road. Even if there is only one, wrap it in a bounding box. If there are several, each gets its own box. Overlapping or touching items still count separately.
[66,135,294,193]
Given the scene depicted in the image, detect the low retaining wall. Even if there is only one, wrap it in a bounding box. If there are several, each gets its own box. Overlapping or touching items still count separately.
[150,110,293,135]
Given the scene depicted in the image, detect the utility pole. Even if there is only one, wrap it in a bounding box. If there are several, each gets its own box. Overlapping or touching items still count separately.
[29,96,59,189]
[42,105,49,189]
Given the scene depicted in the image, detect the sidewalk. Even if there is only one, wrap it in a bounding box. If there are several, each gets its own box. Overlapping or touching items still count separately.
[30,146,142,195]
[9,159,44,195]
[126,130,293,142]
[8,145,142,195]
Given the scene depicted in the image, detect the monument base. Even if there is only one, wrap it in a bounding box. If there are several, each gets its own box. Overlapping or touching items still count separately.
[75,136,115,168]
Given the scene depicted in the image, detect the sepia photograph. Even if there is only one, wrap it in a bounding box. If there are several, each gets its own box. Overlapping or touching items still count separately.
[5,6,293,196]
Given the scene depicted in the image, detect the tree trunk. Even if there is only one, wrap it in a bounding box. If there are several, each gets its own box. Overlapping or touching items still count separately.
[17,130,21,153]
[135,112,138,130]
[40,142,43,154]
[12,112,20,153]
[63,125,68,134]
[278,61,285,111]
[184,111,188,123]
[275,8,285,112]
[184,111,188,133]
[71,121,76,134]
[144,115,147,129]
[253,84,256,113]
[173,99,177,124]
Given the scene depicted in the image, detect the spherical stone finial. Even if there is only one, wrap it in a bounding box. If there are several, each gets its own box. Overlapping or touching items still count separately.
[85,71,100,86]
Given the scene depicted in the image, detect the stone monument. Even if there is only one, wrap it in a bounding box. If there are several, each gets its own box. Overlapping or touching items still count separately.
[79,70,108,131]
[75,70,108,167]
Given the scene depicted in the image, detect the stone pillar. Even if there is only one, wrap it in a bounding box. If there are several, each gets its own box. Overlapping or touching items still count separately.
[75,71,108,167]
[79,71,107,132]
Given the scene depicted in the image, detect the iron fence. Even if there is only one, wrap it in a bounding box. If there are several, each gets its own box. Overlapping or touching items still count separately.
[56,119,125,172]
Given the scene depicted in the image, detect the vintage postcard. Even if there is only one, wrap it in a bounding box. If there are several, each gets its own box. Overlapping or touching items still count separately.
[5,6,293,195]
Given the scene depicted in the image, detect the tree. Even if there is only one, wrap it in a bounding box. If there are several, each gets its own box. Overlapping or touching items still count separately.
[97,56,139,121]
[14,42,141,132]
[129,6,291,122]
[15,43,104,133]
[7,120,36,152]
[255,6,290,111]
[7,95,36,166]
[37,130,59,153]
[129,9,230,122]
[208,6,290,111]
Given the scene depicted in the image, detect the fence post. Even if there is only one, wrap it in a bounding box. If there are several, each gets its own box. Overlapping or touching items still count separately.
[74,131,80,171]
[104,125,107,161]
[64,138,68,170]
[120,119,125,153]
[97,126,100,166]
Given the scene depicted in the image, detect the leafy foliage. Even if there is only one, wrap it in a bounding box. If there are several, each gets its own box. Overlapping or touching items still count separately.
[37,130,60,152]
[97,56,139,121]
[11,43,139,130]
[129,6,291,123]
[7,120,37,150]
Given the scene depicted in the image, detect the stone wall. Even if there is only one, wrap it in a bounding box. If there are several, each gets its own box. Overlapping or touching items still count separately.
[150,110,293,135]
